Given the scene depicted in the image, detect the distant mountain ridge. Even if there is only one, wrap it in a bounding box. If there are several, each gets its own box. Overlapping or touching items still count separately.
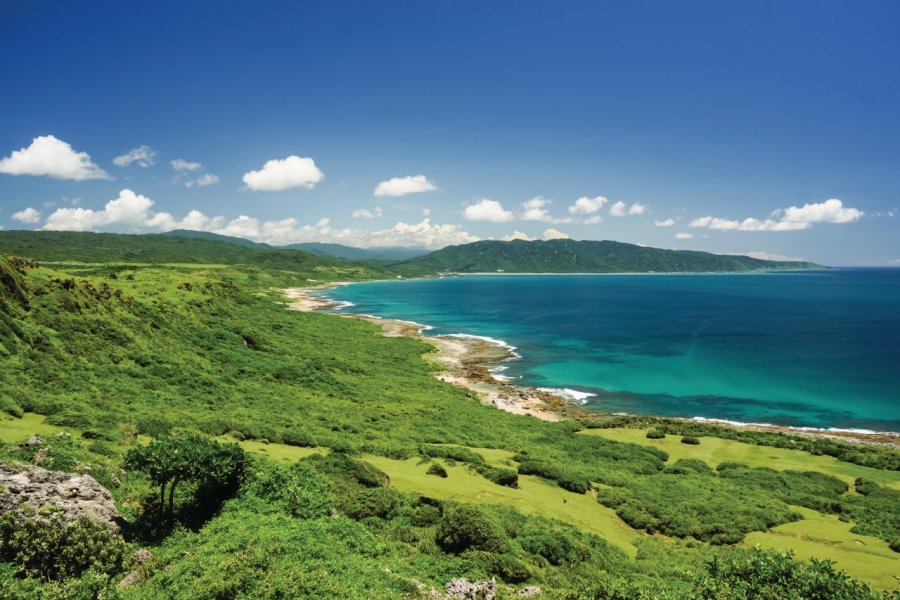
[390,239,823,274]
[160,230,427,261]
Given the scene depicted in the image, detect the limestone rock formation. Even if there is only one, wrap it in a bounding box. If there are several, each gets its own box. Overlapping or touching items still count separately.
[0,459,122,531]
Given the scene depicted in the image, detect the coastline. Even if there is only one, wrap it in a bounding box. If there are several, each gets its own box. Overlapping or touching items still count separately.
[284,284,900,447]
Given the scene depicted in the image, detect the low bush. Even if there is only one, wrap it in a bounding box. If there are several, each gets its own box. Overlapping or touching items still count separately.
[681,436,700,445]
[646,429,665,440]
[435,505,507,554]
[426,463,448,478]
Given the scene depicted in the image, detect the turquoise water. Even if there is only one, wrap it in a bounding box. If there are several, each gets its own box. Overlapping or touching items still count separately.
[325,270,900,432]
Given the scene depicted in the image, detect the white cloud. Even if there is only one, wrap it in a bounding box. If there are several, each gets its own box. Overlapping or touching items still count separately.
[12,207,41,224]
[463,199,514,222]
[42,189,202,232]
[543,228,569,240]
[568,196,607,215]
[520,197,551,221]
[655,218,677,227]
[0,135,109,180]
[502,230,533,241]
[185,173,219,188]
[373,174,437,197]
[422,208,432,217]
[583,215,602,224]
[171,159,217,188]
[777,199,862,224]
[113,145,156,168]
[171,159,202,172]
[352,206,384,219]
[242,155,324,191]
[610,201,645,217]
[689,199,862,233]
[674,232,694,239]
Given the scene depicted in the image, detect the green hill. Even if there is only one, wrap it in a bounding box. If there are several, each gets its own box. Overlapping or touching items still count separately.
[285,242,428,262]
[159,229,272,249]
[0,230,387,279]
[392,239,823,274]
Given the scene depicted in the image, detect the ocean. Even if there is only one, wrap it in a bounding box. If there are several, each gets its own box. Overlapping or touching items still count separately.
[324,269,900,432]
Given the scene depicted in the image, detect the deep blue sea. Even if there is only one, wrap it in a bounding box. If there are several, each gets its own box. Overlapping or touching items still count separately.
[325,270,900,432]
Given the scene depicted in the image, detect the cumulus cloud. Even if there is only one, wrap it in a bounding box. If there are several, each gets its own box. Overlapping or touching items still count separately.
[352,206,384,219]
[0,135,109,180]
[543,228,569,240]
[185,173,219,188]
[463,199,514,222]
[520,197,551,221]
[583,215,602,225]
[778,198,862,224]
[41,189,206,232]
[171,159,202,172]
[610,201,646,217]
[689,199,862,233]
[674,232,694,239]
[113,145,156,168]
[568,196,607,215]
[12,207,41,224]
[373,174,437,197]
[242,155,324,191]
[655,218,677,227]
[502,230,533,241]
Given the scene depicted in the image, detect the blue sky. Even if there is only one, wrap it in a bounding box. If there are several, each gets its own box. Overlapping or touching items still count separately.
[1,1,898,265]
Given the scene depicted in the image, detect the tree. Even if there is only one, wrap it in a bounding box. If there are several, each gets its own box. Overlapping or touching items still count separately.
[124,432,248,517]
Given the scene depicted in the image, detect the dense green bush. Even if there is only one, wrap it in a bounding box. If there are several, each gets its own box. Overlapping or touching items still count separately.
[124,432,248,516]
[341,487,406,520]
[681,436,700,445]
[0,509,127,582]
[245,460,331,519]
[474,465,518,488]
[646,429,665,439]
[517,459,591,493]
[426,462,448,478]
[693,547,884,599]
[435,505,508,554]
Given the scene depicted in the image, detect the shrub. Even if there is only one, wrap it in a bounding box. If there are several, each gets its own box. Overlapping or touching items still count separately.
[426,463,448,478]
[135,414,173,437]
[410,504,442,527]
[246,461,331,519]
[342,487,406,520]
[517,460,591,493]
[124,432,248,516]
[646,429,665,440]
[475,465,518,488]
[489,553,532,583]
[681,436,700,445]
[0,395,23,418]
[435,505,507,554]
[0,509,127,582]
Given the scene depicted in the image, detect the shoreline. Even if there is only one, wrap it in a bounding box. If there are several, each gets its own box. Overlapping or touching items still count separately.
[283,284,900,447]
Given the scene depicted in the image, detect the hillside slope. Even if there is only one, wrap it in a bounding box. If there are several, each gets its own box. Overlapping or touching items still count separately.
[392,239,823,274]
[0,230,387,279]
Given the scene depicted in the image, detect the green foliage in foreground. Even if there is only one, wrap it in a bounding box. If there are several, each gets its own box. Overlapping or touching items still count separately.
[0,254,898,597]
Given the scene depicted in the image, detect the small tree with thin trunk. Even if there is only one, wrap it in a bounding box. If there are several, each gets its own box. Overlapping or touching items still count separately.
[124,432,247,519]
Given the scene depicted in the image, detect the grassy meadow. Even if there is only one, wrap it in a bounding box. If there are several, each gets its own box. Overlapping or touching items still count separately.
[0,239,898,598]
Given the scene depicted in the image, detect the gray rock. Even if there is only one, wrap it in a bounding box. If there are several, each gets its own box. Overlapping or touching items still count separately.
[445,578,497,600]
[0,461,121,531]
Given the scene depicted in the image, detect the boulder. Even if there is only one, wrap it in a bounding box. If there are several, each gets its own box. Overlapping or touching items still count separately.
[0,461,122,531]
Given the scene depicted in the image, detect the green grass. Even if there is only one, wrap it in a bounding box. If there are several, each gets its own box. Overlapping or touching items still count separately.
[581,427,900,489]
[361,454,641,557]
[746,506,900,591]
[0,413,68,445]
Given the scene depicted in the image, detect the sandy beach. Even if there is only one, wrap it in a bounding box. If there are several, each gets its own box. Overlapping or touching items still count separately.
[283,285,900,447]
[283,285,588,422]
